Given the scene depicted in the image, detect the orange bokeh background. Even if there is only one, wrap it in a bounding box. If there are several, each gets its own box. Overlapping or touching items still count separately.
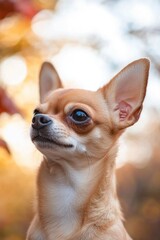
[0,1,160,239]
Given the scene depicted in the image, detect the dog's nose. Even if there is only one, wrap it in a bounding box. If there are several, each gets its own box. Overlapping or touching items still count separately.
[32,114,52,129]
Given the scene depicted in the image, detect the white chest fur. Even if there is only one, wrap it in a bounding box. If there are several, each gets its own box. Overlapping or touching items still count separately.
[38,160,102,238]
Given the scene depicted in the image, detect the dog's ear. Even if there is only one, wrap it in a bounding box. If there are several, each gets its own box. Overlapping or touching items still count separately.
[39,62,63,103]
[100,58,150,129]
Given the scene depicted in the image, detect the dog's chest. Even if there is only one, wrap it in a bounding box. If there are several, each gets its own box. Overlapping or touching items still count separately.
[38,161,101,238]
[48,182,76,214]
[39,167,86,237]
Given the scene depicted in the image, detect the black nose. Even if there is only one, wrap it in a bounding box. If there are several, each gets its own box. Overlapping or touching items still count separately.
[32,114,52,130]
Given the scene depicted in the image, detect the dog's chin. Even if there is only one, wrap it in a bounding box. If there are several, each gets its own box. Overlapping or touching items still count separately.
[32,135,74,150]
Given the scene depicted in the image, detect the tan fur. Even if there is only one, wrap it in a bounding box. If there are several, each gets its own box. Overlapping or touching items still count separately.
[27,58,150,240]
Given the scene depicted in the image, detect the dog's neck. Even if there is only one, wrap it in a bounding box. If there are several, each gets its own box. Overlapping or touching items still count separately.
[37,144,123,239]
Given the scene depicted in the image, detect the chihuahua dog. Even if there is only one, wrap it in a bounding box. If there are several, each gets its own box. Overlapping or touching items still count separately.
[27,58,150,240]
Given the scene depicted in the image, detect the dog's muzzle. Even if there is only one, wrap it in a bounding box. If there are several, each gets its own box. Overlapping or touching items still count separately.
[31,114,73,148]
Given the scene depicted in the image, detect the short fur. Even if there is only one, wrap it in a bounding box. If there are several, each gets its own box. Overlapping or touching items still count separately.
[27,58,150,240]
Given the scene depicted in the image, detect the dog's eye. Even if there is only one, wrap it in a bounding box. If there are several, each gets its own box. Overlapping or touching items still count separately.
[33,109,40,115]
[69,109,90,124]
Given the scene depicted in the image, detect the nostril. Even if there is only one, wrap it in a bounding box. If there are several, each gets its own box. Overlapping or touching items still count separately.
[40,116,51,124]
[32,116,36,124]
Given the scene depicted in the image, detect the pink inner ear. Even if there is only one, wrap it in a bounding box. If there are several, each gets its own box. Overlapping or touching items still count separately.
[114,101,132,121]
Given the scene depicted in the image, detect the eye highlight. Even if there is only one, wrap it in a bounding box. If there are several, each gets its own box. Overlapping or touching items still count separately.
[69,109,90,125]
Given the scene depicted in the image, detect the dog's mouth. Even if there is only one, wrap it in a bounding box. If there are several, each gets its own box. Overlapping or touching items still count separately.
[32,135,73,148]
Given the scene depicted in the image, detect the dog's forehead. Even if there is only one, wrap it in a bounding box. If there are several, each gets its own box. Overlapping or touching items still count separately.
[43,88,110,123]
[48,88,102,109]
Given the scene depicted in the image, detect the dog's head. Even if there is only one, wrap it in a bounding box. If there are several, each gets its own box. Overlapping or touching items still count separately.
[30,59,150,164]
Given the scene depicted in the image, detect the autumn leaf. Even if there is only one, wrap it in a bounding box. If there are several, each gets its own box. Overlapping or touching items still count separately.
[0,0,39,20]
[0,87,20,115]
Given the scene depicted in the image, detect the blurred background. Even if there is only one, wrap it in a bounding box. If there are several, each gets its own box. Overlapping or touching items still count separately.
[0,0,160,239]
